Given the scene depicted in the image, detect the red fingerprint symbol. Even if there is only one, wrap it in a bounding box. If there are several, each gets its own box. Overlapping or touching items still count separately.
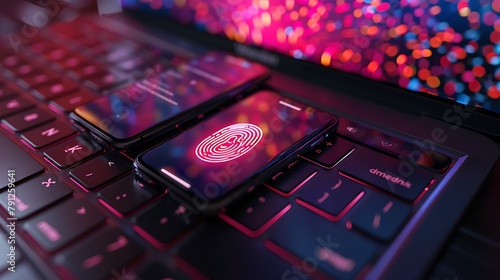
[195,123,263,163]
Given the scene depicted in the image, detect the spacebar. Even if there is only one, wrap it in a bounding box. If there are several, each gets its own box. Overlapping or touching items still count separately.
[0,133,44,190]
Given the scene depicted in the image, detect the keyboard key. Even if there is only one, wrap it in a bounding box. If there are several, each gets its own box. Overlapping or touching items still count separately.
[69,63,107,80]
[0,133,44,190]
[351,194,412,241]
[17,70,59,89]
[55,54,88,70]
[57,227,143,280]
[296,173,364,221]
[9,61,39,77]
[338,119,452,172]
[399,147,453,173]
[267,206,378,279]
[98,174,160,215]
[69,153,131,190]
[132,198,198,245]
[1,54,22,70]
[264,158,317,196]
[2,107,54,132]
[0,86,17,101]
[21,121,76,149]
[23,199,105,252]
[29,38,59,56]
[302,137,355,168]
[219,189,291,237]
[337,118,368,141]
[0,96,35,118]
[84,71,127,92]
[45,47,71,62]
[44,136,102,169]
[136,262,185,280]
[0,174,72,219]
[340,148,434,201]
[50,89,97,113]
[179,222,291,280]
[370,136,401,153]
[31,79,79,100]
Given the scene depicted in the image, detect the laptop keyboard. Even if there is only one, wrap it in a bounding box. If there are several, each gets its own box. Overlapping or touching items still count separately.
[0,15,455,279]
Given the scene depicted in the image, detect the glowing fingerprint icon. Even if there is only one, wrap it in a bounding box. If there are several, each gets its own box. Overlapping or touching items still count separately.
[195,123,263,163]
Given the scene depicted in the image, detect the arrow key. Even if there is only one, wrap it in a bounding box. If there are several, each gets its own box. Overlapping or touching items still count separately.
[70,152,131,190]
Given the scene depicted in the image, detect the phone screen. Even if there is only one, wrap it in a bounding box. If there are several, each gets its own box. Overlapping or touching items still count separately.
[137,90,336,207]
[72,52,269,145]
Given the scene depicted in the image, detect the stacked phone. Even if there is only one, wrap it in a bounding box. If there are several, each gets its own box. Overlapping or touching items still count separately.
[71,51,336,213]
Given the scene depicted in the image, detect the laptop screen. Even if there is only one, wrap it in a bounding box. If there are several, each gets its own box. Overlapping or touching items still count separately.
[122,0,500,115]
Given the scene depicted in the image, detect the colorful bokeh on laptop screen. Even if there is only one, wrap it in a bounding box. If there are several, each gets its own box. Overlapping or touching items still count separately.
[123,0,500,114]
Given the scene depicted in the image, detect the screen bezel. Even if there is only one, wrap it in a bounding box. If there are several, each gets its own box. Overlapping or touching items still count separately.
[135,90,338,213]
[120,7,500,139]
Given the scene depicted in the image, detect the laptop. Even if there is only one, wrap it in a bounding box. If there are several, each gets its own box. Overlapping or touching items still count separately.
[0,0,498,279]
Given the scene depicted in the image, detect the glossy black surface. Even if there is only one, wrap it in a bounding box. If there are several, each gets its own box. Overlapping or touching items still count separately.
[138,90,335,203]
[73,52,269,142]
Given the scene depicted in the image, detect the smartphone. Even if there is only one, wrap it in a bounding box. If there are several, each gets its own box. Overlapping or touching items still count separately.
[70,52,270,149]
[134,90,337,214]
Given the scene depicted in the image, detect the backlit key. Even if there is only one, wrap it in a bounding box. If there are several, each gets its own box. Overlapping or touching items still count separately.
[132,198,198,245]
[351,193,412,241]
[31,79,79,100]
[267,207,378,279]
[219,189,291,237]
[264,159,317,196]
[340,148,434,201]
[0,96,35,118]
[98,174,160,215]
[50,89,97,113]
[57,227,143,280]
[0,174,72,219]
[23,199,105,252]
[44,136,102,169]
[296,173,364,221]
[2,107,54,132]
[69,153,131,190]
[302,137,355,168]
[0,134,44,190]
[21,121,76,149]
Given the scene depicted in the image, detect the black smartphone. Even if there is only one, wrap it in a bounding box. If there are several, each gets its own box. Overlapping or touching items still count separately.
[70,52,270,149]
[134,90,337,214]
